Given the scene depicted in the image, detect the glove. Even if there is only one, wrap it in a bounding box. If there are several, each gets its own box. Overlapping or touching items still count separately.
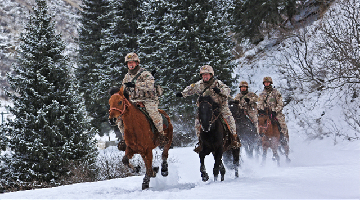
[151,69,156,76]
[244,98,250,103]
[271,111,277,118]
[124,82,135,88]
[176,92,183,97]
[212,87,221,94]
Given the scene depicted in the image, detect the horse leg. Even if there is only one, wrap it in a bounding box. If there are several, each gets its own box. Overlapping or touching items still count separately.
[282,141,291,163]
[213,148,224,181]
[122,148,140,173]
[261,144,267,166]
[160,131,172,177]
[271,140,280,167]
[232,148,240,178]
[199,150,209,182]
[141,150,155,190]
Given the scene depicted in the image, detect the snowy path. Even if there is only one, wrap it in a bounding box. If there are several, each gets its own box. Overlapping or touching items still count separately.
[1,136,359,199]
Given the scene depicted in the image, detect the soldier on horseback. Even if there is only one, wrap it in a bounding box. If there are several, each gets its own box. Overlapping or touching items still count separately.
[258,76,289,145]
[234,81,259,134]
[118,53,164,142]
[176,65,241,152]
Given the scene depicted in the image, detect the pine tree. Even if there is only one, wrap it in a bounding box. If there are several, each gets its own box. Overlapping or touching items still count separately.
[77,0,112,135]
[1,0,98,185]
[139,0,237,142]
[94,0,144,137]
[230,0,297,44]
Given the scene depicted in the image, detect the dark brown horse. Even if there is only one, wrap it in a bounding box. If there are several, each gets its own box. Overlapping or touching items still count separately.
[108,86,173,190]
[198,95,240,181]
[258,108,290,166]
[228,100,260,159]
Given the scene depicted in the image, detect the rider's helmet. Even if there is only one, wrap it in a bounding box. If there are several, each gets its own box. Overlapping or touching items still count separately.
[263,76,273,84]
[199,65,214,76]
[239,81,248,88]
[125,52,140,64]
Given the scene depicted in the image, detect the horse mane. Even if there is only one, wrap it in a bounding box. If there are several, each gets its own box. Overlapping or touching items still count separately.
[109,86,120,96]
[109,86,130,100]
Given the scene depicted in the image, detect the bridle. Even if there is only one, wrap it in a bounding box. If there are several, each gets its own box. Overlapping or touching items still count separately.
[258,114,272,135]
[199,100,220,131]
[109,93,131,120]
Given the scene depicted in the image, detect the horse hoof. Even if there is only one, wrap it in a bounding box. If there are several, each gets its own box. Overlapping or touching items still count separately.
[153,166,159,174]
[201,173,209,182]
[161,171,168,177]
[214,176,218,182]
[142,182,149,190]
[134,165,141,173]
[221,174,224,181]
[235,171,239,178]
[286,158,291,164]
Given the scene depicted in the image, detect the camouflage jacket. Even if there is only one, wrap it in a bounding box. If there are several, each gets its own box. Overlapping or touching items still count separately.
[122,68,157,101]
[234,91,258,111]
[181,79,230,106]
[257,88,284,113]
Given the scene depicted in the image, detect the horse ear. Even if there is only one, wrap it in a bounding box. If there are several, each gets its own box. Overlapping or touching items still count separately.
[109,87,120,96]
[122,87,130,100]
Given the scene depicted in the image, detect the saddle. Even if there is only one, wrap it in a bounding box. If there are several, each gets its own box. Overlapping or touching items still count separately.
[135,102,169,134]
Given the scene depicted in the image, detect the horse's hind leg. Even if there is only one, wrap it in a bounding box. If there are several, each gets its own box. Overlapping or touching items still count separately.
[160,131,172,177]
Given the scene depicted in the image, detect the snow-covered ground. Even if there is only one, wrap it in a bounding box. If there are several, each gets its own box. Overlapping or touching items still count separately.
[1,133,359,199]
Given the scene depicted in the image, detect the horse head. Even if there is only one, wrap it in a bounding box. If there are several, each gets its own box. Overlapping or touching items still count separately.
[198,95,220,132]
[108,86,130,126]
[257,108,271,136]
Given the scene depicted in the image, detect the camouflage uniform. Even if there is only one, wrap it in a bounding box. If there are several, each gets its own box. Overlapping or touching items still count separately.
[180,65,239,148]
[234,81,259,133]
[258,77,289,140]
[121,53,163,135]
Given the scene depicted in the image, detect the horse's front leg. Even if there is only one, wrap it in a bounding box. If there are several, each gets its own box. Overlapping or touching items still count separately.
[141,149,155,190]
[122,147,140,173]
[199,150,209,182]
[261,141,268,166]
[213,148,225,181]
[232,147,240,178]
[271,138,280,167]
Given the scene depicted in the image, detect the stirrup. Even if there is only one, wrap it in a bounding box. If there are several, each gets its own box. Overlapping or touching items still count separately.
[117,140,126,151]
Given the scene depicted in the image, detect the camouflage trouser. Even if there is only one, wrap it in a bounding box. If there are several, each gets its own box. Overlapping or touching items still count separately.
[116,100,163,136]
[143,100,164,135]
[117,119,124,136]
[247,110,258,134]
[195,106,237,137]
[276,112,289,139]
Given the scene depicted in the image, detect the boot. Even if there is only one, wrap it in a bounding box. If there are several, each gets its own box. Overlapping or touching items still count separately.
[193,141,202,153]
[117,139,126,151]
[231,134,241,148]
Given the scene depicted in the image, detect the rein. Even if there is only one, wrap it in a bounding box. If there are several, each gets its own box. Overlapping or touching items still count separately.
[199,100,221,128]
[109,93,131,119]
[258,115,272,134]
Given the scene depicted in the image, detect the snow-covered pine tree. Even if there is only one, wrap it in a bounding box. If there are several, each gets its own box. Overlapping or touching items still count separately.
[77,0,113,136]
[139,0,237,144]
[0,0,98,187]
[230,0,297,44]
[91,0,144,138]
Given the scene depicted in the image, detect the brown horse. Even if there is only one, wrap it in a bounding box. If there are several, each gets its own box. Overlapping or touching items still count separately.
[108,86,173,190]
[258,108,290,166]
